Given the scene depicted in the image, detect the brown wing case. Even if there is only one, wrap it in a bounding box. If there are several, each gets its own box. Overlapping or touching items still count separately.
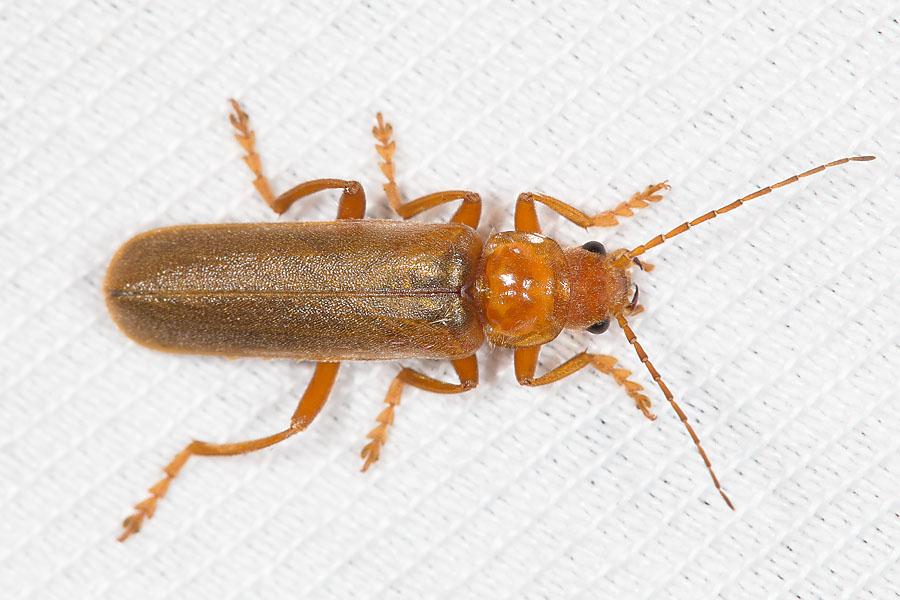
[105,220,484,360]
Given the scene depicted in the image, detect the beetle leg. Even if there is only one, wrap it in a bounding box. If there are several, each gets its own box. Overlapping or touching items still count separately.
[361,355,478,471]
[372,112,397,196]
[388,189,482,228]
[515,182,669,232]
[274,178,366,219]
[372,113,481,228]
[118,362,340,542]
[229,99,365,218]
[514,345,655,420]
[229,99,278,211]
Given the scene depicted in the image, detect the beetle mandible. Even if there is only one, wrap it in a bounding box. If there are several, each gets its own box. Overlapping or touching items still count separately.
[106,100,874,540]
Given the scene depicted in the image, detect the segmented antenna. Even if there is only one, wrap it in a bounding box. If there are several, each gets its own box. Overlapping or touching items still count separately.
[615,313,734,510]
[611,156,876,268]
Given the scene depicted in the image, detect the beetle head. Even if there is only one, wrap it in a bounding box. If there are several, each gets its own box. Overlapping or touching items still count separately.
[563,241,640,335]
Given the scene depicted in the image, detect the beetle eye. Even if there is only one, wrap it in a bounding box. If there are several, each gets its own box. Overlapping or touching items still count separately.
[581,241,606,255]
[586,317,610,334]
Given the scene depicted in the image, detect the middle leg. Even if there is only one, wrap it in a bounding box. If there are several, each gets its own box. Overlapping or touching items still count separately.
[360,355,479,471]
[373,113,481,229]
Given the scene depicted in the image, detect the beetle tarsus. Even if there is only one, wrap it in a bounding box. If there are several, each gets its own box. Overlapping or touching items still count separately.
[373,112,402,211]
[513,183,669,232]
[228,98,278,211]
[361,378,401,472]
[360,358,479,471]
[118,447,189,541]
[514,347,657,420]
[118,473,172,541]
[371,112,482,227]
[592,181,670,227]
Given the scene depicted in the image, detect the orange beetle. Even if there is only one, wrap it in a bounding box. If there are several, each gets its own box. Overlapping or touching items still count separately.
[106,100,873,540]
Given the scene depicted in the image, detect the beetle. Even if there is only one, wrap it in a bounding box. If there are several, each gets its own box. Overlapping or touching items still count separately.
[106,99,874,540]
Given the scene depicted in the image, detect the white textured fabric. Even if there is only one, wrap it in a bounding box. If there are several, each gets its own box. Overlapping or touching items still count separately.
[2,1,898,598]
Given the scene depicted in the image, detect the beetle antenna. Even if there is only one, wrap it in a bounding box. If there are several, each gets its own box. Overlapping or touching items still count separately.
[611,156,876,268]
[615,312,734,510]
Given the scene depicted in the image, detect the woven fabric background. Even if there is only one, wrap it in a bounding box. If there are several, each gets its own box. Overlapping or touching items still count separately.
[2,1,898,598]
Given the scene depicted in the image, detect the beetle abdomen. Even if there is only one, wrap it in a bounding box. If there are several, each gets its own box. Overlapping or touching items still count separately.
[105,220,484,360]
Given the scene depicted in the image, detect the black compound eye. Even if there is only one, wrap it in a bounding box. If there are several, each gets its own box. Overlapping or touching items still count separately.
[586,317,610,334]
[581,241,606,255]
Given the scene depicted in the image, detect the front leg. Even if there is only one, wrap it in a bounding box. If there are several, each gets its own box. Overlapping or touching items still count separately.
[514,345,655,420]
[515,183,669,233]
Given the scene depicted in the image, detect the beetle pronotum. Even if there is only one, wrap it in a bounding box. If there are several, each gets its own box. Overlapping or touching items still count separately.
[106,100,874,540]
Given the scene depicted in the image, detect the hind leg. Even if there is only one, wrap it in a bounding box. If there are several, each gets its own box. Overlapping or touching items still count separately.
[229,99,365,218]
[119,362,340,541]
